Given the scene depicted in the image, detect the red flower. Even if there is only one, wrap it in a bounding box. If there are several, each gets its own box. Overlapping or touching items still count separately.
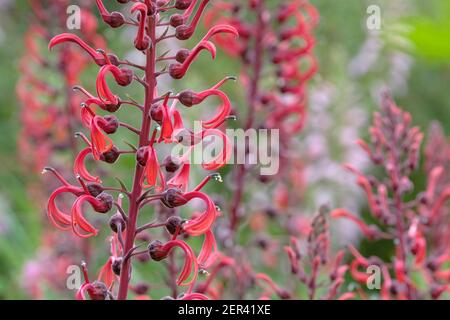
[181,191,217,236]
[47,185,84,230]
[197,230,217,268]
[74,147,101,183]
[331,208,389,240]
[143,146,166,191]
[169,41,216,79]
[71,193,113,238]
[80,106,117,160]
[131,3,150,50]
[149,239,198,286]
[178,81,233,129]
[348,245,370,284]
[48,33,104,66]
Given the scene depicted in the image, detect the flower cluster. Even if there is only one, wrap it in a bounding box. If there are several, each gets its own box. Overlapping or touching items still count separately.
[45,0,237,300]
[331,93,449,299]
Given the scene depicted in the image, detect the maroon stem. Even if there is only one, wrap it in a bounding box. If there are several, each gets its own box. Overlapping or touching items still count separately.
[230,2,265,232]
[117,15,157,300]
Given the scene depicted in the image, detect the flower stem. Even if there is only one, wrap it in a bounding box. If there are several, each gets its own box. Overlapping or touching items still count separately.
[230,1,265,233]
[117,15,157,300]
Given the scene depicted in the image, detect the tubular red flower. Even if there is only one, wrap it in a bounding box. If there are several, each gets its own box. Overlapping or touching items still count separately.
[48,33,103,65]
[348,245,370,283]
[76,283,94,300]
[169,41,216,79]
[179,88,231,129]
[168,162,191,193]
[95,0,125,28]
[201,24,239,42]
[131,3,150,50]
[182,191,217,236]
[197,229,217,268]
[71,194,111,238]
[47,185,84,230]
[175,0,211,40]
[81,106,115,160]
[161,240,198,286]
[74,147,101,183]
[143,146,166,191]
[198,129,232,170]
[96,64,130,106]
[97,257,114,288]
[331,208,385,240]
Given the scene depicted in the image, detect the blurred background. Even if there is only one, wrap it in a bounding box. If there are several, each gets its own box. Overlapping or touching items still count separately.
[0,0,450,299]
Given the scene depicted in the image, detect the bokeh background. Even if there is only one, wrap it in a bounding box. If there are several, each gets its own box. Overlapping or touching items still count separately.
[1,0,450,298]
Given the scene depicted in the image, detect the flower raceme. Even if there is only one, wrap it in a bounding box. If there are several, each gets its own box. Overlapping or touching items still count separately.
[45,0,237,300]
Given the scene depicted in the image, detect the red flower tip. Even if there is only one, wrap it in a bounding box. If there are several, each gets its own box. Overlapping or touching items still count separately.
[182,191,217,236]
[175,0,211,40]
[131,3,150,51]
[71,193,113,238]
[178,84,232,129]
[74,147,101,183]
[330,208,387,240]
[95,0,125,28]
[201,24,239,42]
[197,230,217,268]
[48,33,103,66]
[169,41,216,79]
[47,185,84,230]
[149,239,198,286]
[168,162,191,193]
[143,146,166,191]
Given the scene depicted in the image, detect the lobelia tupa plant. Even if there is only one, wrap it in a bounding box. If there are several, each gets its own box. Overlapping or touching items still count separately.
[44,0,237,300]
[17,0,106,298]
[330,93,449,300]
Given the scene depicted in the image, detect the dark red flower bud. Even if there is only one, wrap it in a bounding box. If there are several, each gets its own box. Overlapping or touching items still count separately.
[101,12,125,28]
[175,25,193,40]
[95,192,114,213]
[136,147,149,166]
[148,240,168,261]
[161,188,187,208]
[116,68,134,86]
[175,0,192,10]
[150,104,163,123]
[170,14,185,27]
[111,257,123,276]
[117,0,130,3]
[162,155,181,172]
[89,281,109,300]
[175,49,190,63]
[165,216,184,234]
[100,146,120,163]
[87,182,104,197]
[168,64,184,79]
[107,54,120,66]
[106,12,125,28]
[109,213,126,233]
[105,100,122,113]
[101,115,119,134]
[178,89,202,107]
